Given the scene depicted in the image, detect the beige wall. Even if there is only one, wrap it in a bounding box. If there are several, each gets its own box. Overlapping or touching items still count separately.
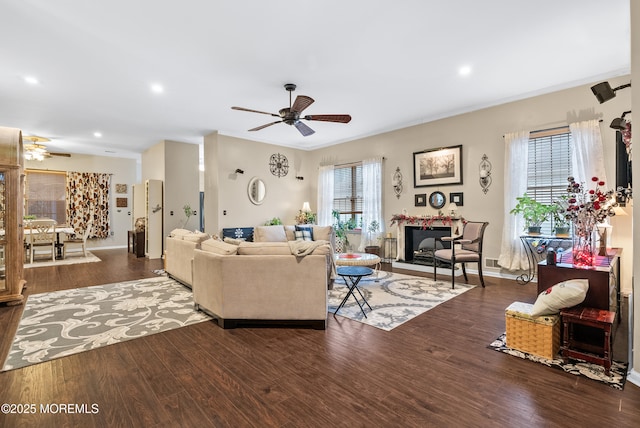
[25,154,138,250]
[203,133,312,234]
[306,77,632,289]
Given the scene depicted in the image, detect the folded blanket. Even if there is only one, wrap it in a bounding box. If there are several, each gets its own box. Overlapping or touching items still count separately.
[288,240,336,287]
[288,239,329,256]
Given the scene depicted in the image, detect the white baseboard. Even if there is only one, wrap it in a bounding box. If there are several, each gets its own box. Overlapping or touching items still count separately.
[627,369,640,387]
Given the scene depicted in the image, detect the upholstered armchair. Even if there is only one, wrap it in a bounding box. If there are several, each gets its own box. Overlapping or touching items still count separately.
[433,221,489,289]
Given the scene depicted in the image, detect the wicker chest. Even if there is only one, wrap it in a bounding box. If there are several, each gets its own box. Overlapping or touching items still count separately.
[505,302,560,359]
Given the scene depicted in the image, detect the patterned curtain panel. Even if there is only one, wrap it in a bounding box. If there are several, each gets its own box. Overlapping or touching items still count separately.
[66,172,111,238]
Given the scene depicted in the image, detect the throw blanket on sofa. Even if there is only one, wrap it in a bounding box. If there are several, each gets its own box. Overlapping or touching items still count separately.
[288,239,329,256]
[288,240,336,285]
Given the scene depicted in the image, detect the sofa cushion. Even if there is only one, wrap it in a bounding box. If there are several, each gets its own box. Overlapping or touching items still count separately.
[284,225,296,241]
[201,238,238,255]
[183,231,210,244]
[531,279,589,317]
[238,242,291,255]
[169,228,193,239]
[312,226,333,242]
[253,225,288,242]
[223,237,244,245]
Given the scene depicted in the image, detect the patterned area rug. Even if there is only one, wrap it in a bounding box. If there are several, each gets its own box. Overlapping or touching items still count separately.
[24,251,101,269]
[2,277,211,371]
[488,333,628,390]
[328,270,474,331]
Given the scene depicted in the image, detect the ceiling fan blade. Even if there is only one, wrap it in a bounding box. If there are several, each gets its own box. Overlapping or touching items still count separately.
[294,121,315,137]
[232,106,280,117]
[248,120,283,131]
[290,95,314,114]
[50,152,71,157]
[303,114,352,123]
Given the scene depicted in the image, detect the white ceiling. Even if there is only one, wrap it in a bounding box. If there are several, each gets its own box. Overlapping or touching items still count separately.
[0,0,631,160]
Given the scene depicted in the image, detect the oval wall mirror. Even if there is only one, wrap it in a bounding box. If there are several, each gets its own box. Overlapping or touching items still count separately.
[248,177,266,205]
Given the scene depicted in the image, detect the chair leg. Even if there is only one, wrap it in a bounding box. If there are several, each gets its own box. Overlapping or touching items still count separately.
[451,261,455,289]
[478,261,485,288]
[433,258,438,281]
[461,263,468,282]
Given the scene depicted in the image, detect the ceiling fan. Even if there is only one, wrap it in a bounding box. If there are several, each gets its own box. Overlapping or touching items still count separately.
[232,83,352,137]
[23,136,71,161]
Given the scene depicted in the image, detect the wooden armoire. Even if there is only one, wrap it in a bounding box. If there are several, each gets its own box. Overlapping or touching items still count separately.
[0,127,26,305]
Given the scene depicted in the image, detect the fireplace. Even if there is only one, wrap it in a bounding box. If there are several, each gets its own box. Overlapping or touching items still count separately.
[404,226,451,265]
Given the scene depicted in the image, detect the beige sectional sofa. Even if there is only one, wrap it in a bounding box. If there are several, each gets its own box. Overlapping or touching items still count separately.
[164,228,210,288]
[165,225,335,329]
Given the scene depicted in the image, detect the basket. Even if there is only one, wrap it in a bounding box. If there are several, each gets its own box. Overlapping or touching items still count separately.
[505,302,560,359]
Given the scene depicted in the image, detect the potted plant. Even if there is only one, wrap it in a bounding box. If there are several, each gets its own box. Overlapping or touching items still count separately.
[364,220,381,256]
[551,197,571,237]
[509,193,553,235]
[182,204,193,229]
[264,217,282,226]
[332,210,358,252]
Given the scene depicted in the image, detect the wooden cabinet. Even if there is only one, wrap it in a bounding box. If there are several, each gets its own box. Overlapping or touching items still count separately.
[537,248,621,318]
[0,127,26,305]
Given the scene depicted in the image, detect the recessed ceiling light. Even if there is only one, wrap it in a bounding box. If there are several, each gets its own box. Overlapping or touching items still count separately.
[24,76,39,85]
[151,83,164,94]
[459,66,472,76]
[94,132,102,138]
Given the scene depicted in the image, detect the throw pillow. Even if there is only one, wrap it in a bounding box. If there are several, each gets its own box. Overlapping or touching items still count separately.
[295,225,314,240]
[253,225,287,242]
[201,238,238,255]
[294,229,313,241]
[530,279,589,317]
[183,231,210,244]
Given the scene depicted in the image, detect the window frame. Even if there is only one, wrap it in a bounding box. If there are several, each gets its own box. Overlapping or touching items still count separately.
[526,127,572,235]
[333,161,363,229]
[24,169,67,225]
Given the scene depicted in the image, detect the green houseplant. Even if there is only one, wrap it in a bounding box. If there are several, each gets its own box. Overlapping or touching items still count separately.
[551,197,571,237]
[509,193,554,235]
[332,210,358,252]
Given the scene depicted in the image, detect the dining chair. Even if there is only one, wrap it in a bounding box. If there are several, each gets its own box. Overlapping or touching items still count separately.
[63,219,93,258]
[28,219,57,263]
[433,221,489,289]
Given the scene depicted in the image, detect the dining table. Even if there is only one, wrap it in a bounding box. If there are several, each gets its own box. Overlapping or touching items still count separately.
[23,226,76,260]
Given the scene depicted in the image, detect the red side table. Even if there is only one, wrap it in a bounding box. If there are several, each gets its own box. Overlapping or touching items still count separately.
[560,307,616,375]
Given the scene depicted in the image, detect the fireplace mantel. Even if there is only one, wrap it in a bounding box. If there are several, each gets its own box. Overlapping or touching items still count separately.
[392,216,464,261]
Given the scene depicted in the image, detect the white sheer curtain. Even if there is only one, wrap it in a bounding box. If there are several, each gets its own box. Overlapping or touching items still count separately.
[498,130,531,271]
[570,119,607,185]
[358,157,384,251]
[316,164,335,226]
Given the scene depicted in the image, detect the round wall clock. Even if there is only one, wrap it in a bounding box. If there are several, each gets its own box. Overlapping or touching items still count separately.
[269,153,289,177]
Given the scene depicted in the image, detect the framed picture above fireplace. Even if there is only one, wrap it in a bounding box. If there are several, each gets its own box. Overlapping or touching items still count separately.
[413,145,463,187]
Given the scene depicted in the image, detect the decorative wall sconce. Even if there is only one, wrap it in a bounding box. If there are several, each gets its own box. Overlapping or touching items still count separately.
[235,168,244,174]
[295,176,304,180]
[591,81,631,104]
[392,167,403,199]
[479,154,492,194]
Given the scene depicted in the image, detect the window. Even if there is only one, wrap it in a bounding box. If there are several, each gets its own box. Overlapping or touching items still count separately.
[25,170,67,224]
[527,128,572,235]
[333,162,362,227]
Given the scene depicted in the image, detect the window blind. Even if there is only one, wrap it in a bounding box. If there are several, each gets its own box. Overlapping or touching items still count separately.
[333,163,363,223]
[527,130,572,235]
[25,170,67,224]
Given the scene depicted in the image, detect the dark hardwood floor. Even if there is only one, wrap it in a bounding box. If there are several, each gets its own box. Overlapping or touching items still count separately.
[1,249,639,427]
